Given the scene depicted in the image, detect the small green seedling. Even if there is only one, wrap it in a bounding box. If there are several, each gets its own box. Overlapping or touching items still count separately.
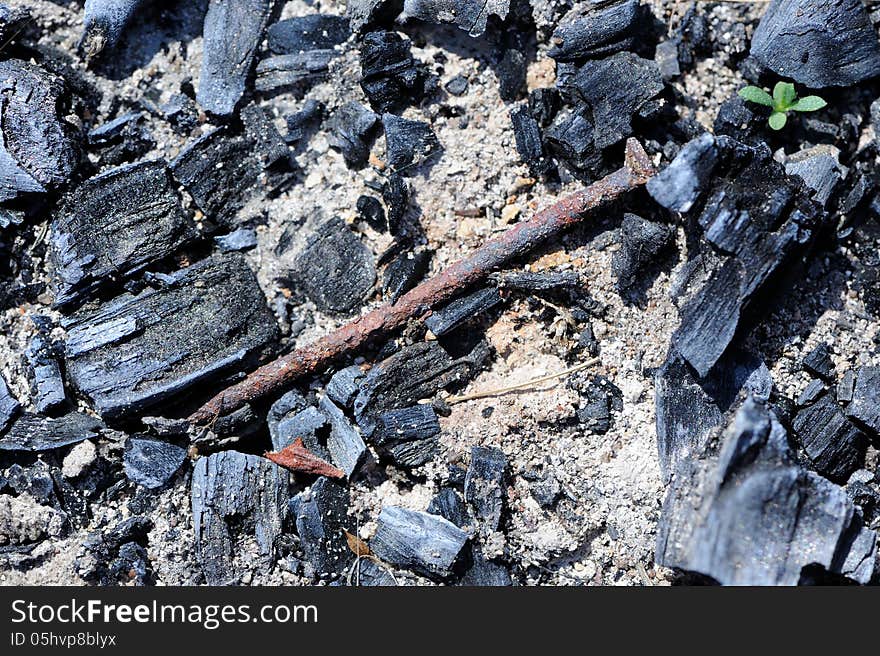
[738,82,827,130]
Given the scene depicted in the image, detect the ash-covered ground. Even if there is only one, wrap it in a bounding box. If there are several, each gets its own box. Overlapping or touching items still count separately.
[1,0,879,586]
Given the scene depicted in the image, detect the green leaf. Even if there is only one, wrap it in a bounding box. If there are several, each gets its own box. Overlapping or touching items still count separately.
[738,86,773,107]
[790,95,827,113]
[773,82,797,110]
[768,111,788,130]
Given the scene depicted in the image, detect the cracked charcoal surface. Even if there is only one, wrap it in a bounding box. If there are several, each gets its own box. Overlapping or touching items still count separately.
[49,160,197,309]
[464,446,507,533]
[290,217,376,315]
[657,399,877,585]
[359,31,424,113]
[399,0,510,37]
[549,0,648,62]
[24,334,65,415]
[191,451,289,585]
[846,367,880,438]
[382,113,442,171]
[255,50,338,94]
[327,101,379,169]
[123,436,187,490]
[0,374,20,433]
[751,0,880,89]
[793,393,867,483]
[294,476,352,577]
[611,214,674,294]
[62,254,279,419]
[197,0,273,116]
[647,133,718,213]
[425,287,502,337]
[0,413,105,452]
[267,14,351,54]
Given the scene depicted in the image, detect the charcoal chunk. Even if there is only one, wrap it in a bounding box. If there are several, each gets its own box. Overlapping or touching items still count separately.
[574,376,623,434]
[354,340,490,435]
[123,436,187,489]
[63,254,279,419]
[838,369,856,404]
[671,142,825,377]
[326,366,366,409]
[318,396,368,477]
[346,0,401,33]
[544,108,601,177]
[49,160,197,308]
[425,287,502,337]
[382,113,441,171]
[357,195,386,231]
[750,0,880,88]
[272,405,328,453]
[445,75,468,96]
[802,342,835,381]
[327,102,379,169]
[797,378,826,407]
[496,48,527,102]
[25,335,65,414]
[654,350,771,481]
[87,112,154,166]
[294,476,352,576]
[383,249,431,302]
[528,88,560,128]
[0,4,29,45]
[657,399,877,585]
[359,31,424,113]
[464,446,507,532]
[713,95,768,146]
[427,487,471,529]
[400,0,509,36]
[847,367,880,438]
[549,0,648,62]
[373,405,440,467]
[215,227,258,253]
[370,506,468,578]
[565,52,663,150]
[76,516,153,586]
[197,0,273,115]
[171,107,289,226]
[0,59,81,194]
[793,393,867,482]
[510,105,550,177]
[382,173,409,235]
[267,15,350,54]
[0,374,20,433]
[611,214,673,294]
[285,99,324,142]
[291,218,376,315]
[191,451,288,585]
[255,50,337,93]
[0,413,104,452]
[785,146,845,208]
[646,133,718,213]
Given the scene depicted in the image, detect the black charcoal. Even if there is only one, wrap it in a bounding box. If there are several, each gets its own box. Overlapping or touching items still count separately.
[373,405,440,468]
[797,378,826,407]
[528,88,560,128]
[255,50,337,93]
[285,99,324,142]
[294,476,352,576]
[549,0,648,62]
[382,174,409,235]
[191,451,288,585]
[655,40,680,79]
[494,270,581,295]
[25,335,65,414]
[158,94,198,134]
[671,142,825,377]
[272,405,328,453]
[5,461,55,504]
[751,0,880,88]
[171,107,289,226]
[354,340,490,436]
[382,113,441,171]
[464,446,507,532]
[838,369,856,404]
[62,254,279,419]
[0,374,19,433]
[346,0,400,33]
[357,195,386,231]
[793,393,867,482]
[427,487,471,529]
[400,0,509,36]
[657,399,877,585]
[565,52,663,150]
[327,102,379,169]
[0,59,81,194]
[370,505,468,578]
[846,367,880,438]
[655,350,771,481]
[459,551,512,586]
[87,112,154,165]
[80,0,147,55]
[215,227,258,253]
[123,436,186,490]
[425,287,502,337]
[544,108,601,177]
[267,15,350,54]
[197,0,273,115]
[76,516,152,585]
[611,214,673,294]
[0,413,104,452]
[359,31,424,113]
[383,249,431,302]
[713,95,768,146]
[326,366,366,409]
[510,105,551,177]
[646,133,718,213]
[445,75,468,96]
[0,4,29,44]
[802,342,835,381]
[291,218,376,315]
[49,160,196,308]
[574,376,624,435]
[496,48,527,101]
[318,396,368,478]
[785,146,845,208]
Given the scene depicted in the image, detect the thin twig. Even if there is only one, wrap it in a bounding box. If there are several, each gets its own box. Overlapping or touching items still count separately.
[445,358,601,404]
[188,139,656,424]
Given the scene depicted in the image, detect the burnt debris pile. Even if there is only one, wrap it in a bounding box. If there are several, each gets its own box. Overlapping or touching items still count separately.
[2,0,880,586]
